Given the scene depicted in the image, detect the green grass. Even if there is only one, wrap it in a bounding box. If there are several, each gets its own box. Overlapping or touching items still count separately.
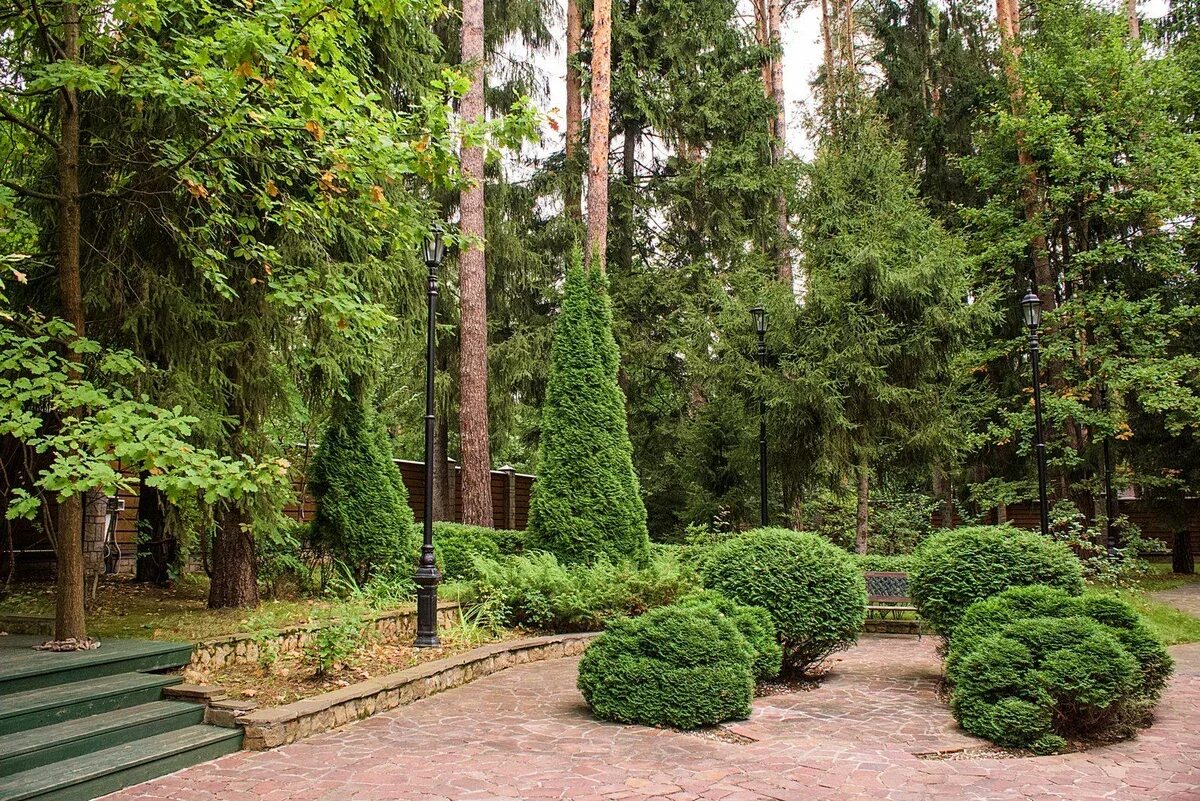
[1089,562,1200,646]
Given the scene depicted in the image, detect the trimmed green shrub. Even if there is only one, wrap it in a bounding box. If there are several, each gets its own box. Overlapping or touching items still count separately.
[677,590,782,679]
[701,528,867,674]
[311,390,417,582]
[950,616,1141,752]
[463,549,698,632]
[577,603,755,729]
[527,252,650,565]
[432,523,524,581]
[947,585,1174,752]
[908,525,1085,637]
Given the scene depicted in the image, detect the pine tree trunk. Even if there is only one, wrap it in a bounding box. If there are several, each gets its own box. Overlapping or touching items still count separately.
[585,0,613,274]
[767,0,791,286]
[1126,0,1139,39]
[458,0,493,527]
[617,121,638,274]
[207,506,258,608]
[855,457,870,554]
[53,0,87,643]
[1173,531,1194,575]
[565,0,583,221]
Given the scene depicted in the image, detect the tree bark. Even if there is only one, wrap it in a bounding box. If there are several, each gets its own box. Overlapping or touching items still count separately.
[82,490,107,597]
[855,457,870,554]
[207,506,258,608]
[53,0,87,643]
[1173,531,1194,575]
[565,0,583,221]
[1125,0,1139,39]
[134,476,174,585]
[585,0,613,274]
[767,0,791,286]
[458,0,493,526]
[617,119,638,274]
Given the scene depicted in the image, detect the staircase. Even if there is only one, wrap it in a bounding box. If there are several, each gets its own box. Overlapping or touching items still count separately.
[0,636,242,801]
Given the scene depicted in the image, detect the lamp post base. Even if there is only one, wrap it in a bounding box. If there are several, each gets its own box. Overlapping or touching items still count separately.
[413,564,441,648]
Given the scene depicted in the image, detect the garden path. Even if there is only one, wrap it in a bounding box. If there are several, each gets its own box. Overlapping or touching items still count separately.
[106,635,1200,801]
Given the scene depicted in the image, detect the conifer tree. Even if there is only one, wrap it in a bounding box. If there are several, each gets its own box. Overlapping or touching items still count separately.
[527,251,649,563]
[311,385,417,583]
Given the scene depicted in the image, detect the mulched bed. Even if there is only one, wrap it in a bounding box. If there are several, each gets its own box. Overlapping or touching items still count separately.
[184,630,519,707]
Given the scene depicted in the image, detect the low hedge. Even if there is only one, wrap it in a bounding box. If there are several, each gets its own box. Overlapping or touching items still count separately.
[947,585,1173,753]
[908,525,1085,638]
[701,528,866,675]
[431,523,525,581]
[577,603,754,729]
[676,590,782,680]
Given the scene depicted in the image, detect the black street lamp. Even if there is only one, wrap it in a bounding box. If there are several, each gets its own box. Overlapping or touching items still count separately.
[751,306,768,528]
[415,228,446,648]
[1021,287,1050,538]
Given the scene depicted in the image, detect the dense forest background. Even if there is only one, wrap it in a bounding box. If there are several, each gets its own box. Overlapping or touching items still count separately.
[3,0,1199,635]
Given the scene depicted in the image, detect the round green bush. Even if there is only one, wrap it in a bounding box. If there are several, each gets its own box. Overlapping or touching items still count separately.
[908,525,1085,638]
[951,616,1140,751]
[947,585,1174,702]
[676,590,782,679]
[700,528,867,675]
[577,604,754,729]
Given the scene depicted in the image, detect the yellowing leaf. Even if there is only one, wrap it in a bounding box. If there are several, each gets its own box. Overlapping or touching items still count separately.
[413,135,430,153]
[370,185,385,204]
[183,179,209,199]
[305,120,324,141]
[265,180,279,197]
[234,61,255,79]
[11,269,27,284]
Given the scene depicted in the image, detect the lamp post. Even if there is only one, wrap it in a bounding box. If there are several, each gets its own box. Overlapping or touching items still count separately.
[751,306,768,527]
[1021,287,1050,538]
[415,228,446,648]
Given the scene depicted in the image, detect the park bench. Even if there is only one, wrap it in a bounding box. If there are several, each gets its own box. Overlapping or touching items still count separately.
[864,571,922,638]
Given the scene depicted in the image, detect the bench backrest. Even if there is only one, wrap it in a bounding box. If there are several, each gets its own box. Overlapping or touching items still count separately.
[864,571,910,603]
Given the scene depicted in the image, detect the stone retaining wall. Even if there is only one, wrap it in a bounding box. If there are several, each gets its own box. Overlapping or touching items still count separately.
[190,602,461,670]
[237,632,595,750]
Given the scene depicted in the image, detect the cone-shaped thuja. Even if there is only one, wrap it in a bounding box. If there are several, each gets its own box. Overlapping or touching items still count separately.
[527,251,649,564]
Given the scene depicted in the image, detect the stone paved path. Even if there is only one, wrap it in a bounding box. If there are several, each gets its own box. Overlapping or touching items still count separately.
[108,635,1200,801]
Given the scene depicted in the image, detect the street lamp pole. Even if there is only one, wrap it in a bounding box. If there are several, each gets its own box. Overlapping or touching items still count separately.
[751,307,768,528]
[415,229,446,648]
[1021,287,1050,538]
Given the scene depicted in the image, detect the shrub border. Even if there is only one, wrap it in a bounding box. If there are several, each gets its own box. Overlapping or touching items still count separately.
[234,632,595,749]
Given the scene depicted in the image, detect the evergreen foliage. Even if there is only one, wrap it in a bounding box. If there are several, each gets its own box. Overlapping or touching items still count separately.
[908,526,1086,637]
[676,590,783,680]
[947,586,1172,752]
[701,528,867,674]
[577,603,755,729]
[432,523,525,581]
[527,251,650,564]
[311,389,417,583]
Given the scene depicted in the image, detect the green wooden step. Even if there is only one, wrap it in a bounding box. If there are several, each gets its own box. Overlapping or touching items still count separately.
[0,672,180,736]
[0,638,194,696]
[0,725,242,801]
[0,701,204,776]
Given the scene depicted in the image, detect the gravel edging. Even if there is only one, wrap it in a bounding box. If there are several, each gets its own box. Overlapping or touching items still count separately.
[235,632,596,750]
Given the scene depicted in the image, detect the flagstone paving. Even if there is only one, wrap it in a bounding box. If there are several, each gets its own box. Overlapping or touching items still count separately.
[106,635,1200,801]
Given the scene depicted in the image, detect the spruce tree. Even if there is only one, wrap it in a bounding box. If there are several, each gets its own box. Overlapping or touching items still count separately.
[311,385,417,583]
[528,252,650,564]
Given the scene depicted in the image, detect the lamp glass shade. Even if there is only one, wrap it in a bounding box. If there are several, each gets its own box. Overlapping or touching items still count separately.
[750,306,767,335]
[1020,290,1042,329]
[422,230,446,267]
